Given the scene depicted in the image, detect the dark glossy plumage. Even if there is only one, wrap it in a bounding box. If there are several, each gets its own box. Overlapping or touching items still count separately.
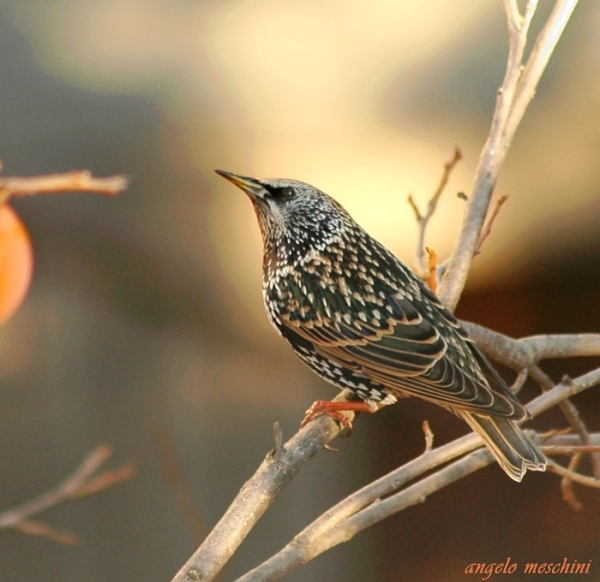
[217,170,546,481]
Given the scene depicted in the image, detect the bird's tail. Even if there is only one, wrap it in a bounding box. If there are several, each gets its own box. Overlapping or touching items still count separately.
[457,411,546,482]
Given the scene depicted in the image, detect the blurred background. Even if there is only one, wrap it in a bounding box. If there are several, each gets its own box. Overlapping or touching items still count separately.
[1,1,599,580]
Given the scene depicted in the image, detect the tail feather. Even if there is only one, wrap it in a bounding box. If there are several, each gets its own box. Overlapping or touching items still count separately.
[458,411,546,482]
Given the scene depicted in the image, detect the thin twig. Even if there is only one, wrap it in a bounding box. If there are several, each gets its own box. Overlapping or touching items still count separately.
[535,431,600,448]
[0,445,133,543]
[408,147,462,277]
[539,440,600,509]
[548,458,600,490]
[527,368,600,419]
[530,365,600,477]
[0,171,128,203]
[542,445,600,455]
[12,520,79,545]
[74,465,135,498]
[272,422,284,458]
[504,0,580,141]
[407,195,421,221]
[422,421,434,453]
[510,367,530,395]
[475,195,508,255]
[561,453,584,510]
[153,425,209,546]
[425,247,438,293]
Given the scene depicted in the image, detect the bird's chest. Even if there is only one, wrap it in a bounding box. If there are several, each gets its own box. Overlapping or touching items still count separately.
[262,266,323,334]
[261,248,399,336]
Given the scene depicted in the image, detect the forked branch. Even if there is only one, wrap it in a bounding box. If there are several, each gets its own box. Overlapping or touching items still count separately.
[231,368,600,582]
[0,445,134,544]
[438,0,579,311]
[408,147,462,279]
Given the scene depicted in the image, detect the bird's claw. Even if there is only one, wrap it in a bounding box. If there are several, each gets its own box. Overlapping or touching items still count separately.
[300,400,369,436]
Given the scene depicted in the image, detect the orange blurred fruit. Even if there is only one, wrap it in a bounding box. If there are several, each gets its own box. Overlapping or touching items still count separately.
[0,203,33,325]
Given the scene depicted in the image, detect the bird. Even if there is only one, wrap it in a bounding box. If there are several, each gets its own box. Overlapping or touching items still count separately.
[216,169,546,482]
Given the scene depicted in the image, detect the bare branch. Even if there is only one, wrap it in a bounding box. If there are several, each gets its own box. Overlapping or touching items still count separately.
[542,438,600,510]
[475,195,508,255]
[74,464,135,498]
[522,333,600,360]
[170,391,354,582]
[0,171,128,202]
[184,365,600,582]
[559,452,585,510]
[408,147,462,278]
[272,422,284,458]
[510,367,530,395]
[549,458,600,490]
[234,439,490,582]
[537,437,600,511]
[152,425,208,546]
[503,0,524,35]
[460,322,600,370]
[542,434,600,447]
[505,0,580,140]
[526,366,600,418]
[174,325,599,581]
[233,364,600,580]
[542,445,600,455]
[438,0,578,311]
[530,365,600,478]
[0,445,133,540]
[407,194,422,221]
[13,520,79,545]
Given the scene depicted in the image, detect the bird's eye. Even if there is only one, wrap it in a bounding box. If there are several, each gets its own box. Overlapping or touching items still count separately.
[278,186,296,200]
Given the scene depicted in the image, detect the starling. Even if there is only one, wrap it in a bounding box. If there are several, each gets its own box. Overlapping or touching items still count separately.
[216,170,546,482]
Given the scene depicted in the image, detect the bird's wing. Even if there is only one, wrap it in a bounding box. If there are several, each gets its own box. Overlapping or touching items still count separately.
[279,289,523,418]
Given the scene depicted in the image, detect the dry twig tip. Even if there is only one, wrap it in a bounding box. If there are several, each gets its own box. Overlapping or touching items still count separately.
[0,444,133,543]
[476,195,508,255]
[422,421,434,453]
[425,247,438,293]
[409,147,462,278]
[0,170,128,201]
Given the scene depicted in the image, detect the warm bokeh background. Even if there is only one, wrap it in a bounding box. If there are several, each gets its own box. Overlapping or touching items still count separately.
[1,1,599,581]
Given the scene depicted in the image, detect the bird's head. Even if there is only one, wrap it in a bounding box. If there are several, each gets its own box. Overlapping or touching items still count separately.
[216,170,352,268]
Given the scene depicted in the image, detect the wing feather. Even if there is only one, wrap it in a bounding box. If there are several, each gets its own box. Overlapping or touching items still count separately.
[279,289,523,417]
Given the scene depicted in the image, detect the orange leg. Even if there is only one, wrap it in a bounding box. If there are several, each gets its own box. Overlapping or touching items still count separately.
[300,400,378,434]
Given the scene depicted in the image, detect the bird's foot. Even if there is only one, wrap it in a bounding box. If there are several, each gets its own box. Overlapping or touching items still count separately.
[300,400,377,436]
